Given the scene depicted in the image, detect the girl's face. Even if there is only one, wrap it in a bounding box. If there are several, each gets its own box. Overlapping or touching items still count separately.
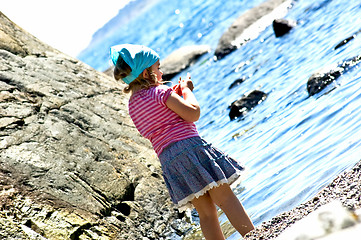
[151,60,163,82]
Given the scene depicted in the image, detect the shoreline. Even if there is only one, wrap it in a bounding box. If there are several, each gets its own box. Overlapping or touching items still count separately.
[244,159,361,239]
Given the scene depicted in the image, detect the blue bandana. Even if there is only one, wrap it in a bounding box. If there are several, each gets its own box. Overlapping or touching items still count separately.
[110,44,160,84]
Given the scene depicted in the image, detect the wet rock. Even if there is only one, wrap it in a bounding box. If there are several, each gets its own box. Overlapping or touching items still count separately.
[215,0,292,60]
[307,64,344,96]
[0,12,191,239]
[228,77,247,90]
[272,18,296,37]
[307,55,361,96]
[160,45,211,81]
[229,90,267,120]
[334,28,361,50]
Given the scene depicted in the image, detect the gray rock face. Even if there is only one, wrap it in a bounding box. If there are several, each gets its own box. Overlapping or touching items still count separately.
[0,12,56,57]
[215,0,291,60]
[0,11,190,240]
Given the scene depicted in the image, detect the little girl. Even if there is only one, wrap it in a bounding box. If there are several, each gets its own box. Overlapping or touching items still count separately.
[110,44,254,239]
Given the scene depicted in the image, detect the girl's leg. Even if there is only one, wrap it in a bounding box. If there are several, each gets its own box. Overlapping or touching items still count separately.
[192,192,225,240]
[208,184,255,237]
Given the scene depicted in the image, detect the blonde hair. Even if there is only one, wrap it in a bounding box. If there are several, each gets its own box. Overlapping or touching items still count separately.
[114,56,161,94]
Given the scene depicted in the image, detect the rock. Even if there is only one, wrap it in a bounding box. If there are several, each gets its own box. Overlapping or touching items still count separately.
[229,90,267,120]
[275,201,359,240]
[102,66,114,78]
[307,55,361,96]
[215,0,292,60]
[272,18,296,37]
[160,45,211,81]
[334,28,361,50]
[317,224,361,240]
[307,64,344,96]
[0,12,57,57]
[0,12,191,239]
[228,77,247,90]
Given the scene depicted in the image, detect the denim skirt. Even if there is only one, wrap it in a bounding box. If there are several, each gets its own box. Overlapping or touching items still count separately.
[158,136,245,212]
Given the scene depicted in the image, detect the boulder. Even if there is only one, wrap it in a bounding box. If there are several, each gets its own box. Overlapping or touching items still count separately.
[272,18,296,37]
[276,201,359,240]
[0,11,191,239]
[229,90,267,120]
[160,45,211,81]
[307,55,361,96]
[215,0,292,60]
[307,64,343,96]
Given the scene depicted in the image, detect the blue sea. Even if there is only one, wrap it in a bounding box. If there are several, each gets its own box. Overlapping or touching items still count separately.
[78,0,361,239]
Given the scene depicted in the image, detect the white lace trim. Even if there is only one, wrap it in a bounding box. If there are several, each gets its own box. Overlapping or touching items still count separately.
[176,171,245,212]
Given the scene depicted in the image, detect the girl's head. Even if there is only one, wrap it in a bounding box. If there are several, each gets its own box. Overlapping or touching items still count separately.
[110,44,163,93]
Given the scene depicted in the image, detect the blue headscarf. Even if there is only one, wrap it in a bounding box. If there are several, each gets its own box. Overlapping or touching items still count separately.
[110,44,160,84]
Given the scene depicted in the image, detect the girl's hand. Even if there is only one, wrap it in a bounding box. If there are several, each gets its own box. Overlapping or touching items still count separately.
[172,73,193,96]
[172,83,182,96]
[166,72,200,122]
[179,73,194,92]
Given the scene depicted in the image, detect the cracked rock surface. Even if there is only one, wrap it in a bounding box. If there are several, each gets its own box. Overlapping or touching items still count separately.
[0,11,191,240]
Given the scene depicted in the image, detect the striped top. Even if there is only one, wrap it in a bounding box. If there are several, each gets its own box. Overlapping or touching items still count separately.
[128,85,199,156]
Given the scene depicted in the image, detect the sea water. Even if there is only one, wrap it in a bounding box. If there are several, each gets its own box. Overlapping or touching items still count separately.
[78,0,361,239]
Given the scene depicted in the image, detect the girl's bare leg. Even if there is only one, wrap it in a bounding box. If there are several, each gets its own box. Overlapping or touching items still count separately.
[208,184,255,237]
[192,192,225,240]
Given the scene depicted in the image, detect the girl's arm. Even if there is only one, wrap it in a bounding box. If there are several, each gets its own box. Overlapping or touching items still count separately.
[166,76,200,122]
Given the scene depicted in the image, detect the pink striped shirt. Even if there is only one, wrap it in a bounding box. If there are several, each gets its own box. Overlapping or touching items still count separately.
[128,85,199,156]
